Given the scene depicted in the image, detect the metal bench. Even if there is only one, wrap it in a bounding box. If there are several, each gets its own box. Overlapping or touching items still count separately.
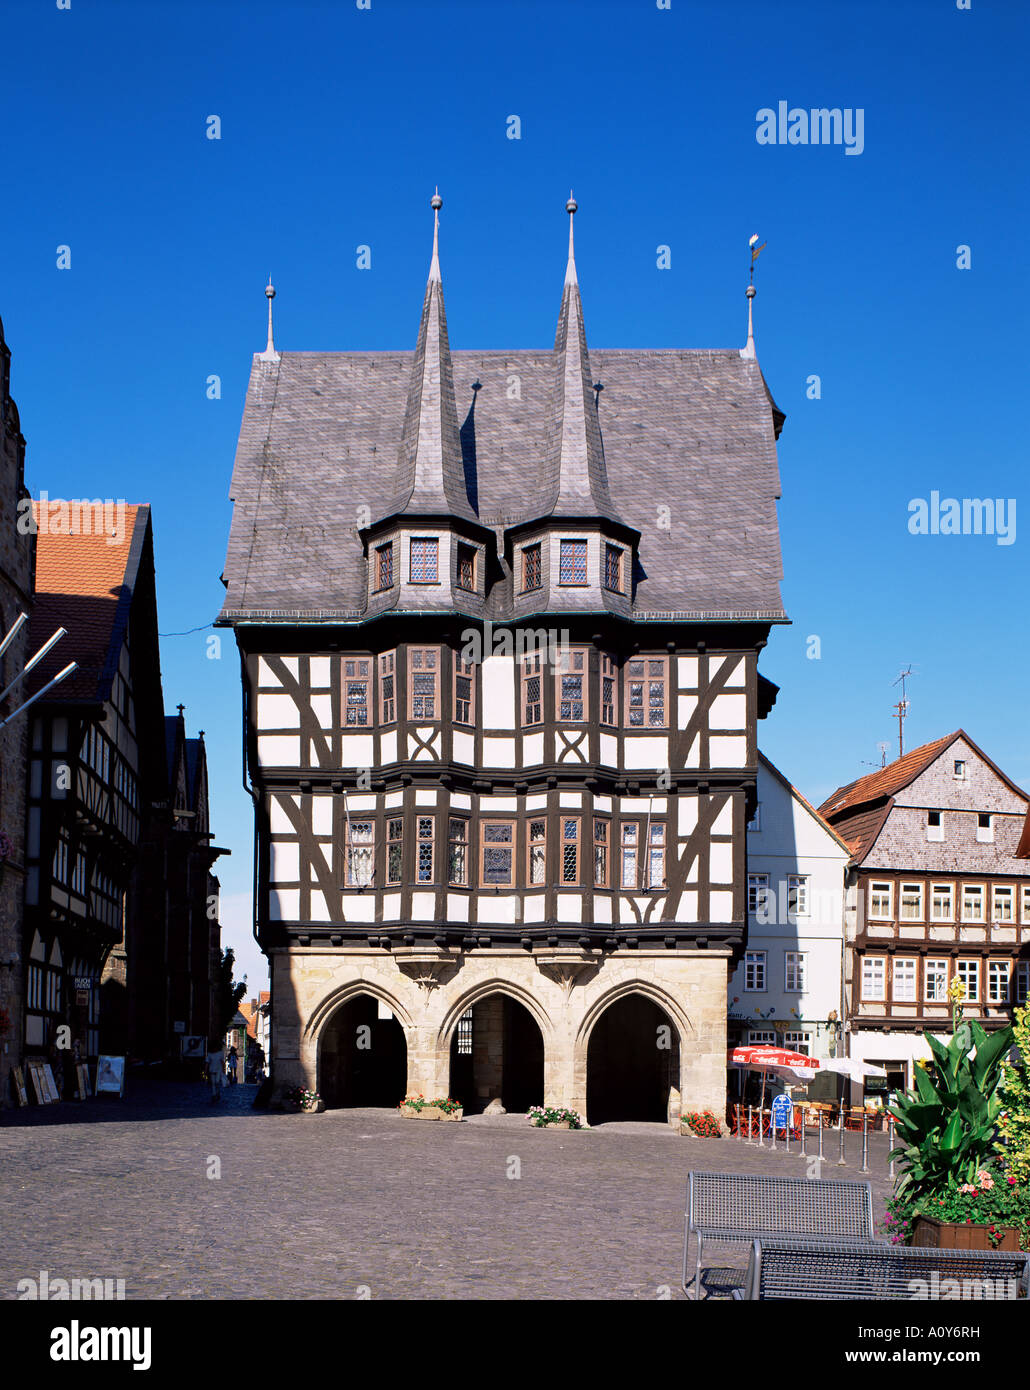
[733,1237,1030,1300]
[684,1170,874,1299]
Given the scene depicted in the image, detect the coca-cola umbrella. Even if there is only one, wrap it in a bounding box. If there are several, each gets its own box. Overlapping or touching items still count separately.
[728,1046,821,1123]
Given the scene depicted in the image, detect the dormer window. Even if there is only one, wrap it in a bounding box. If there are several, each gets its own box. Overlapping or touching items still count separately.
[604,543,623,593]
[456,543,476,592]
[522,544,541,593]
[410,537,439,584]
[373,542,394,591]
[558,540,587,585]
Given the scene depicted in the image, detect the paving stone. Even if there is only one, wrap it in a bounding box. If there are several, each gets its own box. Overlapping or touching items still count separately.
[0,1082,895,1300]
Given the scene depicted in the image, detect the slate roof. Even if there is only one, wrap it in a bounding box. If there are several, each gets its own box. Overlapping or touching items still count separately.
[220,345,785,624]
[377,216,479,527]
[28,504,150,703]
[539,215,626,528]
[1018,806,1030,859]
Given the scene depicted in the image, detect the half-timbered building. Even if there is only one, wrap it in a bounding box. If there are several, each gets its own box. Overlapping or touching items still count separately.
[0,314,35,1107]
[819,731,1030,1097]
[23,504,164,1067]
[219,195,787,1124]
[22,505,226,1077]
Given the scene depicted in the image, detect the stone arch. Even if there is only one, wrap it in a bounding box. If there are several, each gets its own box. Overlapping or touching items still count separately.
[577,979,691,1126]
[575,977,693,1050]
[303,976,415,1045]
[437,976,555,1053]
[439,978,552,1117]
[311,982,411,1111]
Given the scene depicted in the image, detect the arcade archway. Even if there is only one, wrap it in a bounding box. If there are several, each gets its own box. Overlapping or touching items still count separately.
[448,993,544,1115]
[319,993,407,1108]
[586,993,680,1124]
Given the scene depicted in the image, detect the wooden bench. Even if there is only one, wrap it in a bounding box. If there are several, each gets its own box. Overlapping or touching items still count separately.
[683,1171,875,1300]
[733,1237,1030,1300]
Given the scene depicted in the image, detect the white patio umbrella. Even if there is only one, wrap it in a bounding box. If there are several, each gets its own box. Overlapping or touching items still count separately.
[817,1058,888,1081]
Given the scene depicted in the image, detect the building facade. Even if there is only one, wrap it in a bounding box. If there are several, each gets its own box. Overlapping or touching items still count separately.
[728,753,849,1063]
[23,505,225,1078]
[23,504,164,1069]
[219,197,786,1124]
[820,731,1030,1095]
[125,710,225,1066]
[0,314,35,1106]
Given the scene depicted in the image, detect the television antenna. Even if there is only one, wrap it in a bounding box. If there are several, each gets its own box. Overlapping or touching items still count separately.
[891,667,914,759]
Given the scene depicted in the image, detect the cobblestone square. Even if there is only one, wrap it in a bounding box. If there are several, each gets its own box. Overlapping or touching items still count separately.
[0,1084,895,1300]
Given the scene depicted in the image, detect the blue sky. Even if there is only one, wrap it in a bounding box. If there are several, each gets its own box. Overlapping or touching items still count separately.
[2,0,1026,990]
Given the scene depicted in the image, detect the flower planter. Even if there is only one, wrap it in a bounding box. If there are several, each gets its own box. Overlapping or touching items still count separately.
[401,1104,462,1120]
[441,1108,463,1122]
[911,1217,1022,1252]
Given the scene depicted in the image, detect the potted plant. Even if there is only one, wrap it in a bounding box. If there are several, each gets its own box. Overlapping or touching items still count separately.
[886,979,1021,1250]
[399,1094,463,1121]
[528,1105,583,1129]
[283,1085,324,1113]
[680,1109,722,1138]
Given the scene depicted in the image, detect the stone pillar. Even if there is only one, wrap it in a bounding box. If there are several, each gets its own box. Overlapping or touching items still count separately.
[473,996,504,1104]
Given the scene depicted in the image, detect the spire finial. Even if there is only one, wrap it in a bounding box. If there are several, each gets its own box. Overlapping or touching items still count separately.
[741,234,765,360]
[565,191,578,285]
[429,188,442,282]
[259,277,280,362]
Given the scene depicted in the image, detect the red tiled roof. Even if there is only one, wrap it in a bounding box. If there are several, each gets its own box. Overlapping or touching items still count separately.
[27,503,148,703]
[818,733,959,821]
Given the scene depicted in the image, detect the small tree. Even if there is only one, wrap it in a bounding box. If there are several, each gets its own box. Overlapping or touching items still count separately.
[997,1002,1030,1184]
[214,948,247,1043]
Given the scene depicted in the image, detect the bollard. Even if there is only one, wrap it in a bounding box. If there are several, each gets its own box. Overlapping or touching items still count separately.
[818,1113,824,1161]
[888,1114,895,1182]
[784,1111,790,1154]
[757,1104,764,1148]
[860,1116,869,1174]
[747,1104,755,1146]
[837,1109,847,1166]
[799,1111,807,1158]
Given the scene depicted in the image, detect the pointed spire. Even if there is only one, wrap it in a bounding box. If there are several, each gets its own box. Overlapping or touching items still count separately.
[565,191,578,285]
[258,278,280,362]
[391,191,477,521]
[547,195,621,521]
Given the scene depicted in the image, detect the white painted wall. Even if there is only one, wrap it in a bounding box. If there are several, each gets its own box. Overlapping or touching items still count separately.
[728,755,848,1060]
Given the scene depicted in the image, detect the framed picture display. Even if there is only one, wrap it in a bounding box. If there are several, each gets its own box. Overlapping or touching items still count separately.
[11,1066,29,1107]
[76,1063,92,1099]
[95,1055,125,1096]
[41,1064,61,1103]
[28,1066,49,1104]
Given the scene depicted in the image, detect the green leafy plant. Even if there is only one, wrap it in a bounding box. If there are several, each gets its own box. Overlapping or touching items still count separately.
[997,1002,1030,1184]
[888,1016,1014,1204]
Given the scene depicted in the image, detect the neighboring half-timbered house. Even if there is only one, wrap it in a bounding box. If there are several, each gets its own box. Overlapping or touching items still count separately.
[219,195,787,1124]
[819,731,1030,1097]
[23,504,165,1068]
